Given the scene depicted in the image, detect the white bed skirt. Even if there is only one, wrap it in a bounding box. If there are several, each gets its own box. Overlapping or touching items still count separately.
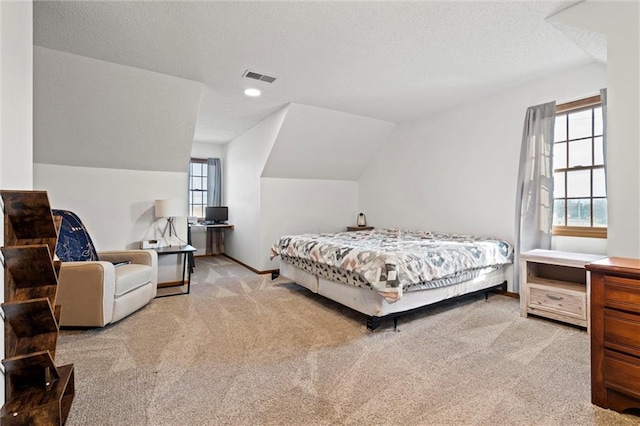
[280,259,506,317]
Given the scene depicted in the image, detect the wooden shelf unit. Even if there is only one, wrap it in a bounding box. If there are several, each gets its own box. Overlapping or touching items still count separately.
[520,249,606,333]
[0,190,74,425]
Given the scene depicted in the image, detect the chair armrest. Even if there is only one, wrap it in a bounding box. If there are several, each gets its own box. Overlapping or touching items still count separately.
[99,250,155,266]
[98,249,158,287]
[57,261,116,327]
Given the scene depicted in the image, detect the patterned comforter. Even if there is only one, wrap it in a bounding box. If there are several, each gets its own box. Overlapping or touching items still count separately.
[270,228,513,303]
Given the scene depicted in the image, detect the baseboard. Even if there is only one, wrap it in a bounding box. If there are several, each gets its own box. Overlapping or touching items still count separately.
[222,254,279,275]
[492,289,519,299]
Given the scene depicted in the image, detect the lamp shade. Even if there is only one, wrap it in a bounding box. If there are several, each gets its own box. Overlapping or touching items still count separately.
[155,199,185,218]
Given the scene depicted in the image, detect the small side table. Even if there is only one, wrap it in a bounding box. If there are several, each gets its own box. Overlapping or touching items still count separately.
[519,249,605,332]
[154,244,197,297]
[346,226,374,232]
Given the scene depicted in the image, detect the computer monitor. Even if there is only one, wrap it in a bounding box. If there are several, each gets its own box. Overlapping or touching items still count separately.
[205,206,228,223]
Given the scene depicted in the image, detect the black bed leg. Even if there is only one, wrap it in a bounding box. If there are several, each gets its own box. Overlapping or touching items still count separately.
[366,316,380,331]
[271,270,280,280]
[485,280,508,301]
[393,317,399,331]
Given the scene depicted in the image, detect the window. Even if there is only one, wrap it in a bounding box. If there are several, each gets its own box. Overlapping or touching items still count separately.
[188,158,207,218]
[552,95,606,238]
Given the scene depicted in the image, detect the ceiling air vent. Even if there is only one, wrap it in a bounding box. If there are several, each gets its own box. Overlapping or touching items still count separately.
[243,70,277,84]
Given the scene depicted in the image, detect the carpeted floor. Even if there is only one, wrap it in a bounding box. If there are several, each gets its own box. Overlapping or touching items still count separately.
[57,256,639,425]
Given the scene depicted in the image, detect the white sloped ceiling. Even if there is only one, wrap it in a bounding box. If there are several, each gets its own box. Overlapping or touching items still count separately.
[34,47,203,172]
[261,103,396,180]
[33,1,596,145]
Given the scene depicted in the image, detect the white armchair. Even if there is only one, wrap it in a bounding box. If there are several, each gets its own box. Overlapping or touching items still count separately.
[53,210,158,327]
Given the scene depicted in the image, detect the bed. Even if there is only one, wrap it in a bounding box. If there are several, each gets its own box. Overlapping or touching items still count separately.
[270,228,513,330]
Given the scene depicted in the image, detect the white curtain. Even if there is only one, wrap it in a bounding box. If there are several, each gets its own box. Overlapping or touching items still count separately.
[514,101,556,293]
[600,88,608,191]
[207,158,222,207]
[206,158,224,254]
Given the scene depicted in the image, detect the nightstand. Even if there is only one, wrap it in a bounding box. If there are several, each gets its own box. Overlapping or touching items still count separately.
[346,226,374,231]
[519,249,606,333]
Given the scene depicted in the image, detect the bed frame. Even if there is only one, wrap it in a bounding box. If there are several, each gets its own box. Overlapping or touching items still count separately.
[278,259,508,330]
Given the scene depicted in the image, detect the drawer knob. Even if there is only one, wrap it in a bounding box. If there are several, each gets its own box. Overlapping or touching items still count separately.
[546,294,564,301]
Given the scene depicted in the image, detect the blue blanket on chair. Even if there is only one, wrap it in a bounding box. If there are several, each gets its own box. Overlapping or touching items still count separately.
[52,209,100,262]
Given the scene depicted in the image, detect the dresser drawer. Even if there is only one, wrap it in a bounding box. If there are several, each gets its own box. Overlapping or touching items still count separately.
[604,309,640,357]
[528,284,586,320]
[604,275,640,314]
[604,350,640,400]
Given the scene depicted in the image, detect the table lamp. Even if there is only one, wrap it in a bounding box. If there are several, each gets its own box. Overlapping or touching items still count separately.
[155,199,186,246]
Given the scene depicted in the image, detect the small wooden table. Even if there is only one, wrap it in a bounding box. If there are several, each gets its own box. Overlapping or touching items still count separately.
[154,244,197,297]
[346,226,374,231]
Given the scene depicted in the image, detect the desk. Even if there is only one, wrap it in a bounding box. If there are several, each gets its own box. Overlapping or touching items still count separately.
[189,223,234,231]
[188,223,234,257]
[154,244,197,297]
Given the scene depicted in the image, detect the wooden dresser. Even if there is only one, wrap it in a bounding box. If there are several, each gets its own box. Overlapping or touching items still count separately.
[587,257,640,414]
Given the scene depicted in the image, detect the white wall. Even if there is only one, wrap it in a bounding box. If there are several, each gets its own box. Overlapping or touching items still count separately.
[1,2,33,190]
[260,178,358,270]
[549,0,640,258]
[191,141,224,160]
[34,163,188,282]
[0,0,34,404]
[605,4,640,257]
[552,236,606,254]
[359,62,607,289]
[224,106,289,269]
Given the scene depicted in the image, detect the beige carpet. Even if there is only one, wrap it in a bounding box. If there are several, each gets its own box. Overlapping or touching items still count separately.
[57,256,638,425]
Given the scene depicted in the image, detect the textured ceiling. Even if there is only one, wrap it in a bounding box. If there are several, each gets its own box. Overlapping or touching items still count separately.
[33,1,598,145]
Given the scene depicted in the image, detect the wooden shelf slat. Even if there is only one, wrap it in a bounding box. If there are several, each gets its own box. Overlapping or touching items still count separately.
[2,245,58,288]
[2,351,60,400]
[13,333,58,361]
[2,246,58,306]
[1,190,57,246]
[3,299,59,359]
[2,299,58,338]
[2,351,59,383]
[13,286,57,306]
[0,364,74,425]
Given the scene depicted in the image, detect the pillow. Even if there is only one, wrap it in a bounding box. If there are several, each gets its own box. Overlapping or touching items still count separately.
[52,209,100,262]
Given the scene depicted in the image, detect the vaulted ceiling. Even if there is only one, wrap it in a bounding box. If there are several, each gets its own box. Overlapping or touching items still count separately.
[33,1,602,145]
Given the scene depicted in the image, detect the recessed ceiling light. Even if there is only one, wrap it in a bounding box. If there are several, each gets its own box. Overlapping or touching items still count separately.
[244,88,261,97]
